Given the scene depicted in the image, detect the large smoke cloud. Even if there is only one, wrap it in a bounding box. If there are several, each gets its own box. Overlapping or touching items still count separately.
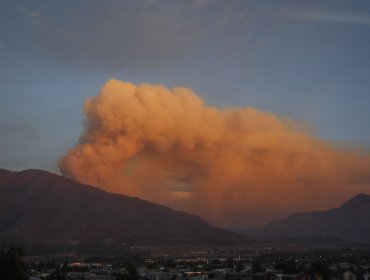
[59,79,370,229]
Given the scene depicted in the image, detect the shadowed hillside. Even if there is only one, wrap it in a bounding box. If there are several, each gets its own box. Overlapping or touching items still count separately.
[245,193,370,244]
[0,169,246,246]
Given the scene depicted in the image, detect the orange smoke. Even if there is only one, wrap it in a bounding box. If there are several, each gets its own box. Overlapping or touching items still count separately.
[59,79,370,229]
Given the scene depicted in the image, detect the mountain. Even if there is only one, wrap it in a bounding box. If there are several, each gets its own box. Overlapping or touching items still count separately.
[245,193,370,244]
[0,169,245,246]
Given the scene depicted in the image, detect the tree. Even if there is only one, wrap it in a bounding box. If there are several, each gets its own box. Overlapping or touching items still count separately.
[116,262,139,280]
[235,262,245,272]
[275,259,297,273]
[0,246,28,280]
[252,259,265,273]
[311,260,331,280]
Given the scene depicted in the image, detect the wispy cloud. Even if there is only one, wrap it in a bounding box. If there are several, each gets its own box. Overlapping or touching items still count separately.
[278,8,370,26]
[15,1,248,72]
[17,5,49,30]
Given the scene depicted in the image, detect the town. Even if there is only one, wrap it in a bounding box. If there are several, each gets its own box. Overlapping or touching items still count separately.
[16,245,370,280]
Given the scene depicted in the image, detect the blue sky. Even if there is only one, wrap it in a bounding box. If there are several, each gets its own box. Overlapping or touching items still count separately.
[1,0,370,172]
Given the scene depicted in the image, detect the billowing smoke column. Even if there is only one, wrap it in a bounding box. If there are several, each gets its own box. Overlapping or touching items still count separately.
[60,79,370,228]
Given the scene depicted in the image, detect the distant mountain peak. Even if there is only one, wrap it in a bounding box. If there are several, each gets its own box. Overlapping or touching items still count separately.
[244,192,370,244]
[340,193,370,209]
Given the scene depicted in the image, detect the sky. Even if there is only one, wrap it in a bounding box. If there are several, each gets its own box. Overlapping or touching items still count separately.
[1,0,370,228]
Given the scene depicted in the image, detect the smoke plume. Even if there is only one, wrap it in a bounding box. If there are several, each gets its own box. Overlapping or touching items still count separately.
[59,79,370,228]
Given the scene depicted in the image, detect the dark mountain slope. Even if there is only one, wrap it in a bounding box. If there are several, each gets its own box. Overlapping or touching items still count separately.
[0,169,245,245]
[245,193,370,244]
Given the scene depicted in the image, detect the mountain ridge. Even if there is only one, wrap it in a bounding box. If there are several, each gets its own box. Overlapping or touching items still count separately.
[245,193,370,244]
[0,168,246,246]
